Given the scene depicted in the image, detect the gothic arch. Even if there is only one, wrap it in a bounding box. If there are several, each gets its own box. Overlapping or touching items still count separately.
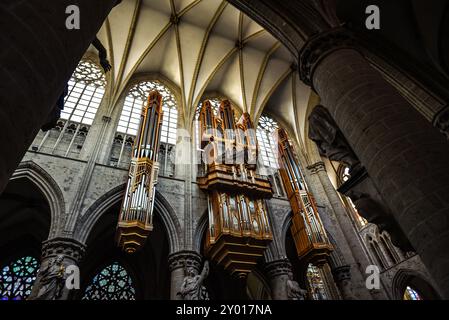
[113,72,184,128]
[74,184,183,253]
[193,210,208,254]
[279,213,292,258]
[10,161,65,239]
[391,269,441,300]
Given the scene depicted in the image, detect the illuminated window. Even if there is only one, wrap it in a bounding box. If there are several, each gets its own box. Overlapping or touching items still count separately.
[342,167,351,182]
[113,81,178,173]
[306,264,328,300]
[118,81,178,144]
[61,60,106,125]
[403,286,422,300]
[256,115,279,170]
[1,256,39,300]
[82,262,136,300]
[339,166,368,228]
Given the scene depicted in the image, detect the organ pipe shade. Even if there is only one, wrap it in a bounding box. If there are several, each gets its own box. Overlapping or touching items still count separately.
[198,99,273,278]
[116,91,163,254]
[277,128,333,265]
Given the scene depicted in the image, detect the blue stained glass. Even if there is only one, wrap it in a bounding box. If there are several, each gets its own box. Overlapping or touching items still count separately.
[82,262,136,300]
[0,256,39,300]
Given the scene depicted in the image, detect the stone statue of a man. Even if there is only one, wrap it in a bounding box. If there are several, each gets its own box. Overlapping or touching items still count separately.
[178,261,210,300]
[308,105,361,173]
[29,255,66,300]
[286,272,307,300]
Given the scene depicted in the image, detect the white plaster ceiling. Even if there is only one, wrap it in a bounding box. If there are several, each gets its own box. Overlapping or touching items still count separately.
[88,0,312,143]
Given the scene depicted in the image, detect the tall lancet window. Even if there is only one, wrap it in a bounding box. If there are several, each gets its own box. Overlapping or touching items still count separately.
[0,256,39,300]
[82,262,136,300]
[33,60,106,157]
[256,115,285,197]
[62,60,106,125]
[112,80,178,176]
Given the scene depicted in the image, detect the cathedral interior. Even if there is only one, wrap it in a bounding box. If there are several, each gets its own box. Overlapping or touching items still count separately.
[0,0,448,301]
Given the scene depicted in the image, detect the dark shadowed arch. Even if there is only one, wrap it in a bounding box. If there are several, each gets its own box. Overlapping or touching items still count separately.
[392,269,441,300]
[74,184,183,253]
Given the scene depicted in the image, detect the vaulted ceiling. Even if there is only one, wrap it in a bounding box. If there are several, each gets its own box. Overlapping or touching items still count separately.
[86,0,313,145]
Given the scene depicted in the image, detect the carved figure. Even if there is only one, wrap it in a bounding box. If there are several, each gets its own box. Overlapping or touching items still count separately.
[29,255,66,300]
[308,105,361,173]
[178,261,210,300]
[286,272,307,300]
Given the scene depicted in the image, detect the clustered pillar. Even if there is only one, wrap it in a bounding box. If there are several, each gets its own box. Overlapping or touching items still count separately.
[331,265,357,300]
[300,28,449,298]
[264,259,294,300]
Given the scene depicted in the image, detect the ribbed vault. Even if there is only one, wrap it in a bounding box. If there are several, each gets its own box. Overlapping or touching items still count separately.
[88,0,312,146]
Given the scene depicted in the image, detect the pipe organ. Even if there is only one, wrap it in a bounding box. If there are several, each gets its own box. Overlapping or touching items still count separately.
[197,100,273,278]
[116,91,163,254]
[277,129,333,266]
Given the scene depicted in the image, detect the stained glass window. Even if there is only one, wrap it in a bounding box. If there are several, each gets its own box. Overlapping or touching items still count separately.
[256,115,279,169]
[118,81,178,144]
[61,60,106,125]
[306,264,328,300]
[403,286,422,300]
[0,256,39,300]
[82,262,136,300]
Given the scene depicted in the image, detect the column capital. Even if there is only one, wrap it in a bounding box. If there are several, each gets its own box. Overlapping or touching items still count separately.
[307,161,327,174]
[168,250,202,273]
[264,259,293,279]
[332,265,352,282]
[41,237,86,263]
[299,28,356,87]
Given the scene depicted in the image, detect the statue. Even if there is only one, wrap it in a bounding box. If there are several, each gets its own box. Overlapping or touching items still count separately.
[178,261,210,300]
[29,255,66,300]
[286,272,307,300]
[308,105,361,174]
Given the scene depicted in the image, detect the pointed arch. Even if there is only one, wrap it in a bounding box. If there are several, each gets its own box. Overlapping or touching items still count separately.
[193,210,209,254]
[10,161,65,239]
[392,269,441,300]
[74,183,182,253]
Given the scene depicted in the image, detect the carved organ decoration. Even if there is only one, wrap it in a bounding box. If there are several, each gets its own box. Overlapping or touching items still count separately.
[197,100,273,278]
[277,128,333,266]
[116,91,163,254]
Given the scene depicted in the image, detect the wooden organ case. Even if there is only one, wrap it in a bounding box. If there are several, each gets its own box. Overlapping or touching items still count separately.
[277,128,332,266]
[116,91,163,253]
[197,100,273,278]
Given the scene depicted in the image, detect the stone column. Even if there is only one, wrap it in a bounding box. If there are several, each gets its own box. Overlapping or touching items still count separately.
[168,251,202,300]
[264,259,293,300]
[0,0,118,193]
[306,161,374,300]
[332,265,357,300]
[300,28,449,298]
[29,238,86,300]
